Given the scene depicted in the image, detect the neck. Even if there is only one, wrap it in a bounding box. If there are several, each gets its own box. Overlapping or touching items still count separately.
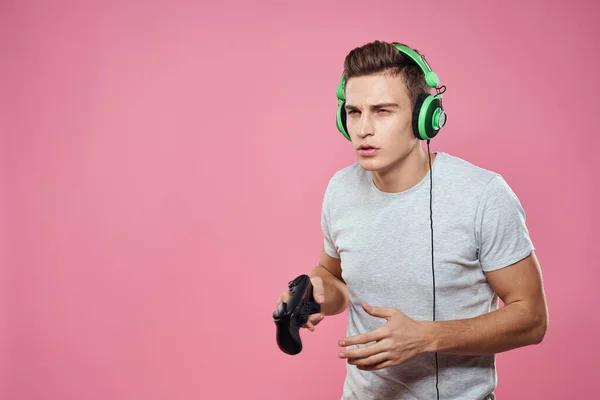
[372,143,436,193]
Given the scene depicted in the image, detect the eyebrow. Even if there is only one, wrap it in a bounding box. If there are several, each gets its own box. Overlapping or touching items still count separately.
[345,103,399,111]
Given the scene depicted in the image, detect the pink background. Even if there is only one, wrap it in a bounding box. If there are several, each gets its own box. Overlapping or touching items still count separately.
[2,0,599,399]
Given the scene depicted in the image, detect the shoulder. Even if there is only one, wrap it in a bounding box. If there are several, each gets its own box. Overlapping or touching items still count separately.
[445,153,520,199]
[435,152,527,217]
[437,152,498,182]
[438,152,526,217]
[436,152,507,196]
[320,162,369,212]
[325,162,368,193]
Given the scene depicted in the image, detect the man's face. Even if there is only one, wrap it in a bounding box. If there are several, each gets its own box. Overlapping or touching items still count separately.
[344,73,418,174]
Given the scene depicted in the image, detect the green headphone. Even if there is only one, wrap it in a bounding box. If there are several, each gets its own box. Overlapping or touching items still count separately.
[335,43,447,141]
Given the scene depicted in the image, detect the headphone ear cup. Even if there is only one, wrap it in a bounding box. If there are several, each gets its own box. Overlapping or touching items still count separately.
[412,94,429,140]
[336,101,351,141]
[412,93,443,140]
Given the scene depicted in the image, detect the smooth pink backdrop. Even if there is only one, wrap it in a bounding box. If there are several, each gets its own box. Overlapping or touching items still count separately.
[2,0,599,399]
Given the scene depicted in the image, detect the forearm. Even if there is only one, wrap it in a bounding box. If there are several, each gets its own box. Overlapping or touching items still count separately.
[310,264,348,316]
[423,301,548,355]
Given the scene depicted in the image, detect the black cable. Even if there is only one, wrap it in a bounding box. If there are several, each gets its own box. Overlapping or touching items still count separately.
[427,139,440,400]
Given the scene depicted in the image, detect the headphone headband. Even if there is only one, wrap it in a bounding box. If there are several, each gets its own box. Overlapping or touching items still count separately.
[336,43,441,101]
[390,43,439,88]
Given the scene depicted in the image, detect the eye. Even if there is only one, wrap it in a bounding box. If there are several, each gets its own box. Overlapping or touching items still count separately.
[378,109,390,114]
[347,110,359,115]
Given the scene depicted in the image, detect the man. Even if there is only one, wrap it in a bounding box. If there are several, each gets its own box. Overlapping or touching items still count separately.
[275,40,548,399]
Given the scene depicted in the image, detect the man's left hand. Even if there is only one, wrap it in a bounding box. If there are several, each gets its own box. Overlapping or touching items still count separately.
[338,303,431,371]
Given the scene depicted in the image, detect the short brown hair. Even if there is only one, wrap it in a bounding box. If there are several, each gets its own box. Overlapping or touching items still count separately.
[343,40,430,106]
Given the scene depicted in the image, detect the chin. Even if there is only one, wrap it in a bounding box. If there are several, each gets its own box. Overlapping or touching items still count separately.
[357,157,384,172]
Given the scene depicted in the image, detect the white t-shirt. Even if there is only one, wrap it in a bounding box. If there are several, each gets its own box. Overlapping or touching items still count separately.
[321,152,535,400]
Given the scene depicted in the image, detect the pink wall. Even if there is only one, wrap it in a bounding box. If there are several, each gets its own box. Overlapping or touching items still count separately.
[1,120,7,396]
[2,0,599,399]
[2,5,13,395]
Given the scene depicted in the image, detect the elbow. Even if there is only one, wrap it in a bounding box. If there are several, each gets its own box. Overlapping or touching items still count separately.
[532,309,549,345]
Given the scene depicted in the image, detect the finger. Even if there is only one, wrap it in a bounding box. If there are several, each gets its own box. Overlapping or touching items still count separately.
[362,303,394,319]
[311,277,325,304]
[339,326,388,347]
[302,314,325,328]
[356,358,395,371]
[303,313,324,330]
[302,321,316,331]
[310,313,325,326]
[275,290,291,308]
[339,339,387,360]
[348,351,390,367]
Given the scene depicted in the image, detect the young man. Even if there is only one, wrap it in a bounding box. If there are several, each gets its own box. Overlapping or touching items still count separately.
[276,40,548,399]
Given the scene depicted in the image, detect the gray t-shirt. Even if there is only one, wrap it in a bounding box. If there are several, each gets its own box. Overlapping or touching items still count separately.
[321,152,535,400]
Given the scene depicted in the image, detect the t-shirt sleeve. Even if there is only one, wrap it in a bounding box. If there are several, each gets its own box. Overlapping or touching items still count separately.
[321,178,340,259]
[475,175,535,272]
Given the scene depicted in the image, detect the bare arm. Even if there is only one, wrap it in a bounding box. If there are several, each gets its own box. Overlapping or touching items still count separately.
[310,246,348,316]
[424,251,549,355]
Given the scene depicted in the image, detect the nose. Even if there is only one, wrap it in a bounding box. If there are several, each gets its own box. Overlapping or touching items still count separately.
[356,114,374,138]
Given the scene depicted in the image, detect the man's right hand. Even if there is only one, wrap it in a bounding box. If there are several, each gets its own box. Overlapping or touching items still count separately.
[275,276,326,332]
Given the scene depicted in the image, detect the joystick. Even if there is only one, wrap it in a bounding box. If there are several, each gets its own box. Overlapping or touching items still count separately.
[273,274,321,355]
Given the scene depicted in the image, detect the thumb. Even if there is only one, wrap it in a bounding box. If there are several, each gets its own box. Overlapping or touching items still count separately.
[362,303,393,319]
[311,277,325,304]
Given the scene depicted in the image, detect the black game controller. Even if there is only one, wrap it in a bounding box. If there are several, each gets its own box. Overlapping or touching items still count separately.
[273,274,321,355]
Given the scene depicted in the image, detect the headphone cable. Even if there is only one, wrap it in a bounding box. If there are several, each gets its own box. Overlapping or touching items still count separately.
[427,139,440,400]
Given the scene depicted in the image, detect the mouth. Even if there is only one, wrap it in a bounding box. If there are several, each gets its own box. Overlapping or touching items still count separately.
[357,144,381,157]
[357,144,380,151]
